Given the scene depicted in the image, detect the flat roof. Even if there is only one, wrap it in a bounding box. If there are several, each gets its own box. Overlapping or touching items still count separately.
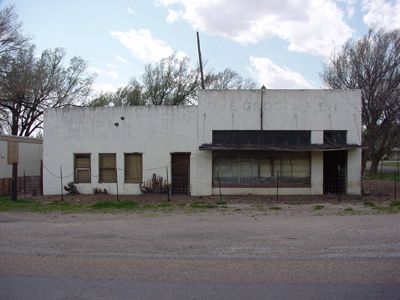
[0,134,42,144]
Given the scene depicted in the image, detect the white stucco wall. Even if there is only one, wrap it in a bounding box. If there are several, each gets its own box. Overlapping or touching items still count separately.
[0,136,42,179]
[43,89,362,196]
[43,106,199,195]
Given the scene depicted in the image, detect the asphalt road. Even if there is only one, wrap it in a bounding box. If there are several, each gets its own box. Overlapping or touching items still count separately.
[0,212,399,299]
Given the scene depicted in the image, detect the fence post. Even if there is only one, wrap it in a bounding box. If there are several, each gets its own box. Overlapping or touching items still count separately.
[276,170,279,202]
[115,168,119,202]
[338,166,341,202]
[380,160,383,180]
[217,171,222,204]
[166,165,170,202]
[395,172,397,202]
[23,171,26,199]
[60,165,63,201]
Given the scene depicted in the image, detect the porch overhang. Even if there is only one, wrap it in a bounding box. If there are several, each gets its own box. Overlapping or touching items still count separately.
[199,143,363,152]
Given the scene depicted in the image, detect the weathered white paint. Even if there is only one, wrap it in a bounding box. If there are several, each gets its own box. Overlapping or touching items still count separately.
[43,89,362,195]
[0,135,42,179]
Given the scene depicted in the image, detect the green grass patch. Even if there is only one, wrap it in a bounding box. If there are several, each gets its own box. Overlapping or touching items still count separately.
[0,196,40,212]
[365,172,398,181]
[382,162,400,168]
[0,197,89,213]
[189,202,216,209]
[313,205,324,210]
[92,201,138,210]
[269,206,282,210]
[344,207,354,212]
[390,201,400,208]
[363,201,378,208]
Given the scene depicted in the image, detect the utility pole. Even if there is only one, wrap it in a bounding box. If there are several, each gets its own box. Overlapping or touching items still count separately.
[196,32,205,90]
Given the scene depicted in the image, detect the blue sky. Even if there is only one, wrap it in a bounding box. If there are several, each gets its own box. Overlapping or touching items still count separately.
[2,0,400,94]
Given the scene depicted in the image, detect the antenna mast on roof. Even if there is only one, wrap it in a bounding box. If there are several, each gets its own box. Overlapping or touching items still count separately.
[196,31,205,89]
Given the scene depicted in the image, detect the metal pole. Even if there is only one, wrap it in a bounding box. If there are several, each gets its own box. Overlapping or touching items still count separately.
[196,32,205,90]
[276,170,279,202]
[393,172,396,201]
[166,165,170,202]
[23,171,26,199]
[60,165,63,201]
[260,89,264,131]
[338,166,341,202]
[217,171,222,203]
[115,168,119,201]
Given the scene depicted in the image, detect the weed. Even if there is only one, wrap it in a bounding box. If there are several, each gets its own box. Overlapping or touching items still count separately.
[313,205,324,210]
[255,203,265,211]
[390,201,400,208]
[363,201,378,208]
[269,206,282,210]
[344,207,354,212]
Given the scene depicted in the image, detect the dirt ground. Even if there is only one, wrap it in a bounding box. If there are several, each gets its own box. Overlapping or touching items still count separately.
[30,178,397,205]
[0,212,399,299]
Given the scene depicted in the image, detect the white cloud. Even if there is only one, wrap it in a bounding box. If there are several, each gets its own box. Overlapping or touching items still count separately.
[116,56,128,64]
[89,66,102,74]
[92,83,123,93]
[362,0,400,30]
[89,65,120,81]
[334,0,355,18]
[127,7,134,14]
[107,70,119,80]
[110,29,177,62]
[248,56,314,89]
[157,0,352,57]
[166,8,182,23]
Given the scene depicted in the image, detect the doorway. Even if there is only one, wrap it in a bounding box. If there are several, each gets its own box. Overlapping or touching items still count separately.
[323,150,347,194]
[171,153,190,194]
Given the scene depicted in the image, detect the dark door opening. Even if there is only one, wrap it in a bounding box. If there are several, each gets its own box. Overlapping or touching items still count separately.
[323,150,347,194]
[171,153,190,194]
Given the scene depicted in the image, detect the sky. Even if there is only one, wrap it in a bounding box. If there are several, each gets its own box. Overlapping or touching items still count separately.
[2,0,400,94]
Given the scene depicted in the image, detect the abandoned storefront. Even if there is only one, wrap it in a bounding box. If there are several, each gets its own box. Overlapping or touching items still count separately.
[43,89,362,196]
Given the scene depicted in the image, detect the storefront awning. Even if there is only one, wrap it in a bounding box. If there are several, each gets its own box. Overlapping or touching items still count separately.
[199,143,363,152]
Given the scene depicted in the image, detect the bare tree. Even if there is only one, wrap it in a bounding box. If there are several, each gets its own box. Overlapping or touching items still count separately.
[0,5,29,73]
[89,54,257,107]
[204,68,257,89]
[0,46,94,136]
[322,29,400,175]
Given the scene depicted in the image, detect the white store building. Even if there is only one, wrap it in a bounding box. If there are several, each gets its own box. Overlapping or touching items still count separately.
[43,89,362,196]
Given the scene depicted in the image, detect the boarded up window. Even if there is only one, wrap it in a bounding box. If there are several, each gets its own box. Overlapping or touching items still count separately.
[125,153,142,183]
[74,154,91,183]
[99,153,116,183]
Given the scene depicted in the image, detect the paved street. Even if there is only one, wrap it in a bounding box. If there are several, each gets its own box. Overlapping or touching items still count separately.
[0,211,399,299]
